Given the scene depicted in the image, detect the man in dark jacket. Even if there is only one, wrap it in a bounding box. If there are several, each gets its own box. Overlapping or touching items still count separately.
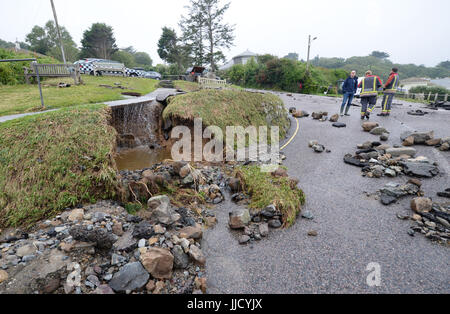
[340,71,358,116]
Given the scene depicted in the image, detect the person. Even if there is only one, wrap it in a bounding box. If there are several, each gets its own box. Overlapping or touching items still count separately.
[378,67,400,117]
[340,71,358,116]
[358,70,383,120]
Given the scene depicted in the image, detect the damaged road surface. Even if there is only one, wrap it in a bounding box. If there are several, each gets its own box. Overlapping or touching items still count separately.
[204,92,450,294]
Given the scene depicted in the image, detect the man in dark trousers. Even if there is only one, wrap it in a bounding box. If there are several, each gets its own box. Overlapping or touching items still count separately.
[358,70,383,120]
[340,70,358,116]
[378,68,400,117]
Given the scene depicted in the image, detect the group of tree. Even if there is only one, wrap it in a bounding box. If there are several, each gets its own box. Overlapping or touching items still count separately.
[157,0,235,73]
[25,20,79,62]
[221,54,348,94]
[311,51,450,80]
[22,22,153,68]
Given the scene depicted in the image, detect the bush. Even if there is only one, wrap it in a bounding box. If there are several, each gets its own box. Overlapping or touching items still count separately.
[0,48,57,85]
[221,55,347,94]
[409,86,449,101]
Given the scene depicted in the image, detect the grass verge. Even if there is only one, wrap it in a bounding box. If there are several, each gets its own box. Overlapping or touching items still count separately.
[235,165,305,227]
[163,89,290,143]
[0,104,118,228]
[0,75,159,117]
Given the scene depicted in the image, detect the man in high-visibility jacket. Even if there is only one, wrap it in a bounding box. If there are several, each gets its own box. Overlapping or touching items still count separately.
[378,68,400,117]
[358,70,383,120]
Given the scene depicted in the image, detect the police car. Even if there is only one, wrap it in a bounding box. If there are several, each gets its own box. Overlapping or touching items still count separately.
[75,59,146,77]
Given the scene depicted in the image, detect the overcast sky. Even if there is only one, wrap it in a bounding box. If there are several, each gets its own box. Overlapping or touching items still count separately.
[0,0,449,66]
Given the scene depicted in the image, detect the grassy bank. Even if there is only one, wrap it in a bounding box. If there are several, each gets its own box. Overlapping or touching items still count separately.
[235,165,305,227]
[0,104,118,228]
[163,89,290,142]
[0,75,159,117]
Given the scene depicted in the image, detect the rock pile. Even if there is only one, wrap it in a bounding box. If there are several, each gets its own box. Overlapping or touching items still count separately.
[378,181,423,205]
[0,199,209,294]
[312,111,329,122]
[228,205,284,245]
[406,200,449,244]
[400,131,450,151]
[344,142,439,179]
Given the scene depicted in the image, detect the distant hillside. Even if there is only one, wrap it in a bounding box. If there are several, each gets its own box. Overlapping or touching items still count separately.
[311,55,450,81]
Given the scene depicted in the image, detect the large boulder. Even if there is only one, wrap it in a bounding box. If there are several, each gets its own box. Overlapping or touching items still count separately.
[172,245,190,269]
[229,209,251,229]
[69,226,117,250]
[188,245,206,266]
[148,195,180,226]
[370,127,389,136]
[385,147,417,157]
[178,224,203,240]
[411,197,433,213]
[113,231,137,252]
[400,131,434,145]
[140,248,174,280]
[362,122,379,132]
[109,262,150,293]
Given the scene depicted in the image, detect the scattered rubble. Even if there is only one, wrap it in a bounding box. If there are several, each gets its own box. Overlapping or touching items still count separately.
[379,181,422,205]
[407,202,450,245]
[344,141,439,179]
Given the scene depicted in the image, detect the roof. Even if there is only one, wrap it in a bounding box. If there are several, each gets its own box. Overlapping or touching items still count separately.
[233,50,258,59]
[401,77,431,84]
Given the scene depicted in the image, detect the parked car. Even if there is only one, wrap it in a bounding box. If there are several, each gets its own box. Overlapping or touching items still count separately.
[144,71,162,80]
[75,59,145,77]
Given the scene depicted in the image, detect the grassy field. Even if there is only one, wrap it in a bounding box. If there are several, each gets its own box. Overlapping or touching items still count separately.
[0,75,159,117]
[235,165,305,227]
[163,89,290,143]
[0,104,118,228]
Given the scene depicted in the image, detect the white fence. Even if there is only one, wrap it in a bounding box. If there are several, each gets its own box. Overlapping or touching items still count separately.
[198,77,228,89]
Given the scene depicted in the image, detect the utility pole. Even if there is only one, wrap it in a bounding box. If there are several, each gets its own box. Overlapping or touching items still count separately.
[306,35,317,74]
[50,0,66,64]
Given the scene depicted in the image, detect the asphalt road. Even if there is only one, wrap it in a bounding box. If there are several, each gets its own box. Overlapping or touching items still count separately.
[203,92,450,294]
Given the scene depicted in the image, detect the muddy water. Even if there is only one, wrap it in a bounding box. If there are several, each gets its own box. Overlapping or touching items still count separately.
[115,146,172,171]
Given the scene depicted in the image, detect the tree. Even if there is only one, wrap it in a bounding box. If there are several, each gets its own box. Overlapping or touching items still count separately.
[437,60,450,70]
[25,26,50,55]
[111,50,136,67]
[134,52,153,67]
[157,27,190,72]
[180,0,235,72]
[179,0,207,66]
[80,23,118,59]
[370,51,390,59]
[283,53,299,61]
[25,21,79,61]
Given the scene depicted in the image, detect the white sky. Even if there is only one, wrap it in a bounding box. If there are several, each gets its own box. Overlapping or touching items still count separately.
[0,0,449,66]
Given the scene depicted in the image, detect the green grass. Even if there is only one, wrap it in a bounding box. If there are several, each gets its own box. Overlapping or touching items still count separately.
[173,80,201,92]
[0,104,119,228]
[235,165,305,227]
[163,89,290,143]
[0,75,159,117]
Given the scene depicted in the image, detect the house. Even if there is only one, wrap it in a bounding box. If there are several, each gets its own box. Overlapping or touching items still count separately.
[400,77,432,92]
[219,50,258,71]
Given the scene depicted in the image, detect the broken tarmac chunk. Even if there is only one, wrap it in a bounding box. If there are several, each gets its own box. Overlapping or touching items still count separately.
[400,161,439,178]
[344,154,369,168]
